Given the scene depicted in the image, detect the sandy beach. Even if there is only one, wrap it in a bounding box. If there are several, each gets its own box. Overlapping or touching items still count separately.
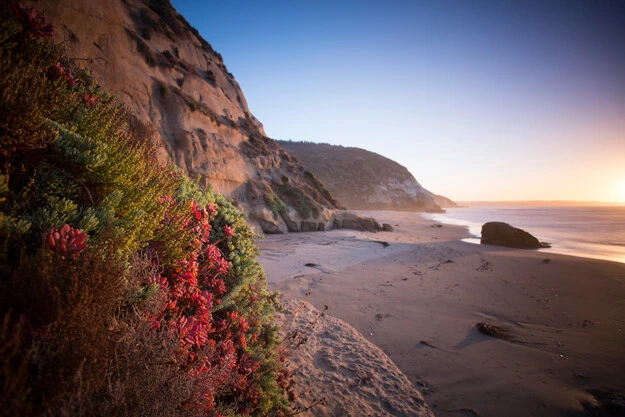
[259,211,625,417]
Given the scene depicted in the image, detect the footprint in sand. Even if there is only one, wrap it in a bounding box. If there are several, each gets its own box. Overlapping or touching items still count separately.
[477,259,493,272]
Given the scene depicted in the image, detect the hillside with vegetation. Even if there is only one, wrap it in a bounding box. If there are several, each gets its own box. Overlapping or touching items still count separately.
[277,141,456,212]
[0,4,294,415]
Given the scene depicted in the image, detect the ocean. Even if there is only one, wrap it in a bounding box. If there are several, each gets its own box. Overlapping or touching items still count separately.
[423,205,625,264]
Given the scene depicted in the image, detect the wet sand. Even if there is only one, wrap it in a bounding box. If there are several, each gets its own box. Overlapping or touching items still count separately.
[258,210,625,417]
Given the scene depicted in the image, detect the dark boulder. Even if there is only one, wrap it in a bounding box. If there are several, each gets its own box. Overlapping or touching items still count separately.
[341,219,362,230]
[481,222,550,249]
[357,217,383,232]
[300,221,318,232]
[382,223,394,232]
[333,213,384,232]
[317,222,326,231]
[256,218,282,234]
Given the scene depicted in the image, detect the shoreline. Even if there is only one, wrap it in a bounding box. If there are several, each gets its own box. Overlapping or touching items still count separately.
[423,206,625,265]
[258,210,625,417]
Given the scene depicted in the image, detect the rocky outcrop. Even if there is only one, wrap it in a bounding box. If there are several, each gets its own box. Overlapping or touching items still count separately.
[358,217,383,232]
[37,0,340,233]
[280,212,299,232]
[276,141,456,212]
[332,212,383,232]
[254,217,282,235]
[481,222,551,249]
[300,221,318,232]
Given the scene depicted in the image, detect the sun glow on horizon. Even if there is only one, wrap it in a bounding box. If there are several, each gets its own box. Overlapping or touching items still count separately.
[618,178,625,203]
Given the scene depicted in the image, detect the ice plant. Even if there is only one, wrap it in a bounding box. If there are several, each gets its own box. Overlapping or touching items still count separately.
[46,224,88,258]
[222,224,234,238]
[45,62,79,85]
[206,201,217,215]
[206,244,228,274]
[11,3,54,38]
[45,62,66,82]
[144,200,271,413]
[82,93,97,108]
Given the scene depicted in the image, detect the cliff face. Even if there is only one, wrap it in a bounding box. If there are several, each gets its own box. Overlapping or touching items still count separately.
[277,141,456,211]
[36,0,339,232]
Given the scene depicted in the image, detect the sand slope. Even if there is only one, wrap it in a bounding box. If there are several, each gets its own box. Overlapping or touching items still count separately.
[260,211,625,417]
[276,295,434,417]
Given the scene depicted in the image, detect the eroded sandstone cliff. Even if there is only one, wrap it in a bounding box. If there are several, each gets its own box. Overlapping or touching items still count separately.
[37,0,339,233]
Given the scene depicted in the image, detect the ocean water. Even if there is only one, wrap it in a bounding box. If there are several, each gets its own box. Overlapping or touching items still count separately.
[423,206,625,264]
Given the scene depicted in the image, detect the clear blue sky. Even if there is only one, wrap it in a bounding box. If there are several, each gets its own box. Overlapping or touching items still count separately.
[171,0,625,203]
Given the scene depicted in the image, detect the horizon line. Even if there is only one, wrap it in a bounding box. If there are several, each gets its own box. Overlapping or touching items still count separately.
[455,200,625,205]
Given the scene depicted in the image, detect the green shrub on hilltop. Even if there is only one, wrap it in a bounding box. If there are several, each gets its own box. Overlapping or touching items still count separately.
[0,3,291,416]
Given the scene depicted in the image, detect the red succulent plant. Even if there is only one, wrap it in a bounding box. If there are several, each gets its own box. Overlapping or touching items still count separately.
[11,3,54,39]
[145,200,267,413]
[222,224,234,238]
[82,93,98,108]
[45,62,79,85]
[45,224,88,258]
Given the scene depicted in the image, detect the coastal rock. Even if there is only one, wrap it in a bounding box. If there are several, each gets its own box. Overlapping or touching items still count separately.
[332,212,385,232]
[382,223,394,232]
[341,219,362,230]
[481,222,550,249]
[334,212,363,230]
[280,212,299,232]
[476,322,509,339]
[255,217,282,234]
[301,221,318,232]
[317,222,326,231]
[358,217,383,232]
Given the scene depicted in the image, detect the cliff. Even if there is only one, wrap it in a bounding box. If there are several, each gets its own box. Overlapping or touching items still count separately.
[36,0,340,233]
[277,141,456,212]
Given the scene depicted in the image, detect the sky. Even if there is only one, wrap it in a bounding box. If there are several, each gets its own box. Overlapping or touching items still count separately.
[170,0,625,203]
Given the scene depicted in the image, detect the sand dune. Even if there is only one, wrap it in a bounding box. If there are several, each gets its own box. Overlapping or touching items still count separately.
[276,295,434,417]
[259,210,625,417]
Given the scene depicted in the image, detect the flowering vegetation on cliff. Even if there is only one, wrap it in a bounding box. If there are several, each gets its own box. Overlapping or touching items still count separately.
[45,223,87,258]
[10,2,54,39]
[0,3,290,416]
